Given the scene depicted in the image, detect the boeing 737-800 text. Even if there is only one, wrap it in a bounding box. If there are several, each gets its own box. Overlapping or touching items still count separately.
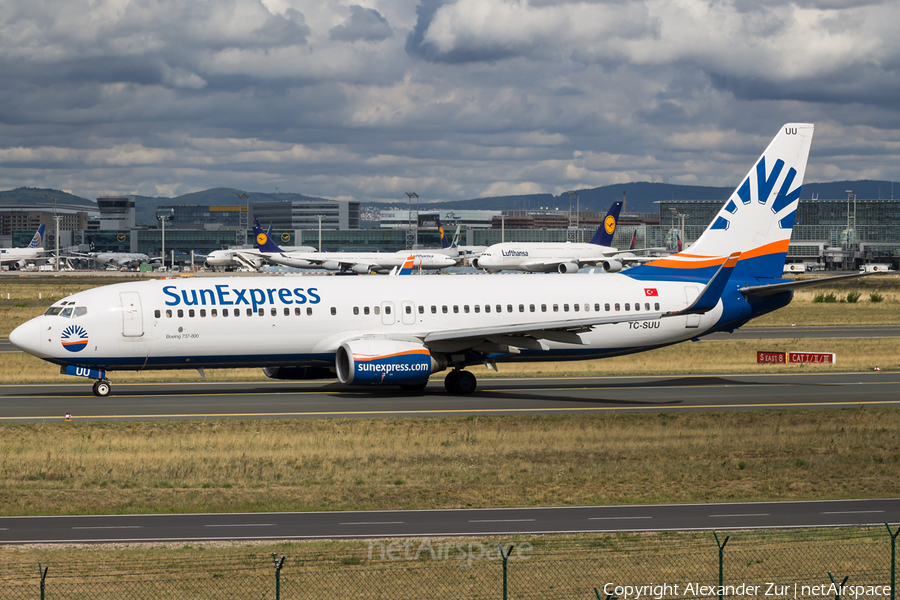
[10,124,860,396]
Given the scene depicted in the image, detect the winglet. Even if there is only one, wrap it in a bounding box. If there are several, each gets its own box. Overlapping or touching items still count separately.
[671,252,740,316]
[397,255,416,275]
[589,201,623,246]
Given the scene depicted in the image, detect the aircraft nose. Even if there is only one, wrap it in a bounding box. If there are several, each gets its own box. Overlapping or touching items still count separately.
[9,317,43,356]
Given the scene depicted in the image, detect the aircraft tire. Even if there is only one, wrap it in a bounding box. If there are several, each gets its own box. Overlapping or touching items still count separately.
[92,380,111,397]
[445,370,476,395]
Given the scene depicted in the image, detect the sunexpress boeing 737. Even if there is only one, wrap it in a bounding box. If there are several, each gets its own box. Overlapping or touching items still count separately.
[10,124,860,397]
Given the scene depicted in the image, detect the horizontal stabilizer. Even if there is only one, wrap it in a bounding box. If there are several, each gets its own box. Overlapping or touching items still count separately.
[740,271,879,297]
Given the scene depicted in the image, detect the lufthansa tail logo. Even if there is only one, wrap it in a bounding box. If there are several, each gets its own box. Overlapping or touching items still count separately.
[604,215,617,235]
[256,233,268,245]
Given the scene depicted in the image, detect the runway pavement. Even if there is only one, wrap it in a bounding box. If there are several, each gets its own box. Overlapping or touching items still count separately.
[1,499,897,544]
[1,371,899,422]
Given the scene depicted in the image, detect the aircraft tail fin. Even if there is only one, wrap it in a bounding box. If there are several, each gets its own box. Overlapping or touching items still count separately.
[436,216,451,249]
[397,255,416,275]
[28,225,45,248]
[628,124,814,282]
[589,201,623,246]
[253,219,284,252]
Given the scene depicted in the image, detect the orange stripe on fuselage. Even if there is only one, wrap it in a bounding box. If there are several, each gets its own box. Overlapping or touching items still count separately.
[642,240,789,269]
[354,349,431,361]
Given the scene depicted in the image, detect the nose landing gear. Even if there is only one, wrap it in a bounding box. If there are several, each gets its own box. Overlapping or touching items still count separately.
[92,380,111,397]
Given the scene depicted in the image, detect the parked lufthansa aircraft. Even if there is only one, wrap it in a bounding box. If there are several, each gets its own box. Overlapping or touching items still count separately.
[10,124,862,397]
[473,202,659,273]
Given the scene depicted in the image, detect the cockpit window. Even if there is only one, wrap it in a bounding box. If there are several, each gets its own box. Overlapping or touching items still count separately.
[60,307,74,318]
[73,307,87,317]
[44,306,63,316]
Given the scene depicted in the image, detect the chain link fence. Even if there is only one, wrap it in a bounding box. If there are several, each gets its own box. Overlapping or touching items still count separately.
[1,526,897,600]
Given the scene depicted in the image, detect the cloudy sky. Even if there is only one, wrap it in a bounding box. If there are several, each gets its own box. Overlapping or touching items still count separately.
[1,0,899,203]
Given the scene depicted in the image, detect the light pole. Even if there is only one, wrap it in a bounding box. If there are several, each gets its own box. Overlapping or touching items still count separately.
[566,191,579,242]
[406,192,419,249]
[668,207,689,251]
[315,215,324,251]
[43,194,59,271]
[235,192,249,246]
[156,208,174,270]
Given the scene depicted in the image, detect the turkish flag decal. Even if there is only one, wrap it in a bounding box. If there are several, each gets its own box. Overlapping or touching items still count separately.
[644,288,659,296]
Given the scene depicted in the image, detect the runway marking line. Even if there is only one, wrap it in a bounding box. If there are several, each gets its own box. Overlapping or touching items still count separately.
[3,398,900,421]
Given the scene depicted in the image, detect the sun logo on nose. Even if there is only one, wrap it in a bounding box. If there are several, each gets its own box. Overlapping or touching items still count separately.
[61,325,89,352]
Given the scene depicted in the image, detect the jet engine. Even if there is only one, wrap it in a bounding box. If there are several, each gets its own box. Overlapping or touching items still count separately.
[336,339,447,387]
[601,260,623,273]
[321,260,341,271]
[557,262,579,274]
[263,366,336,380]
[351,264,374,274]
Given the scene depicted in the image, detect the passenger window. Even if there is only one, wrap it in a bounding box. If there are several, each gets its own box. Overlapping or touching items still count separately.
[563,304,569,312]
[507,304,513,313]
[529,304,535,312]
[189,309,195,318]
[485,305,491,313]
[331,307,337,316]
[166,309,173,318]
[595,303,601,312]
[385,306,391,315]
[453,305,458,314]
[212,309,218,317]
[615,303,620,311]
[353,307,359,315]
[374,306,380,315]
[154,309,161,319]
[464,305,470,313]
[431,305,437,314]
[541,304,547,312]
[246,308,252,316]
[645,303,650,311]
[177,309,184,318]
[474,305,480,313]
[655,302,660,310]
[283,308,289,316]
[257,308,264,316]
[74,307,87,317]
[200,309,206,317]
[270,308,276,316]
[573,304,579,312]
[365,306,370,315]
[604,303,610,311]
[294,307,301,316]
[442,305,448,314]
[551,304,557,312]
[418,306,424,314]
[625,303,630,311]
[406,305,412,314]
[496,305,502,313]
[307,307,313,316]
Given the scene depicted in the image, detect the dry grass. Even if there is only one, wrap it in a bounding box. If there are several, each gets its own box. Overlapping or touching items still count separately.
[0,409,897,516]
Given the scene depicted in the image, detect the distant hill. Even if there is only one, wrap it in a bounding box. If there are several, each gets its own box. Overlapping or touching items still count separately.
[0,187,94,207]
[4,180,898,226]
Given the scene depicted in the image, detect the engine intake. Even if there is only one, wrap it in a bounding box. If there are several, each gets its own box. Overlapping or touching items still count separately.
[602,259,623,273]
[557,262,579,274]
[336,339,446,386]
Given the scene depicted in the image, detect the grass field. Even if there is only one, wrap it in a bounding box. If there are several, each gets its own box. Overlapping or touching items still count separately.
[1,409,897,517]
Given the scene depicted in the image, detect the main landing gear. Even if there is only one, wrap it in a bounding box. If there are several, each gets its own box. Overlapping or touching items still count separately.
[92,380,111,397]
[444,370,477,395]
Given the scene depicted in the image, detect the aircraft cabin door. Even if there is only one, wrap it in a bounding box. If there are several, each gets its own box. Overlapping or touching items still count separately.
[401,301,416,325]
[120,292,144,337]
[683,286,700,328]
[381,301,396,326]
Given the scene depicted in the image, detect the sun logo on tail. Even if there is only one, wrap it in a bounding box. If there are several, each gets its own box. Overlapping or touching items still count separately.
[61,325,89,352]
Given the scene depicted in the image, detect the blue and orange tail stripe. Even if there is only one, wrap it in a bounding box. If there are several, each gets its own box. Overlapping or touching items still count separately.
[398,256,416,275]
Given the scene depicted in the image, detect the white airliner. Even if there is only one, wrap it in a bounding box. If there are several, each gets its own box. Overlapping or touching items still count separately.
[10,124,864,397]
[0,225,46,270]
[204,224,315,271]
[74,237,156,269]
[255,220,458,273]
[473,202,659,274]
